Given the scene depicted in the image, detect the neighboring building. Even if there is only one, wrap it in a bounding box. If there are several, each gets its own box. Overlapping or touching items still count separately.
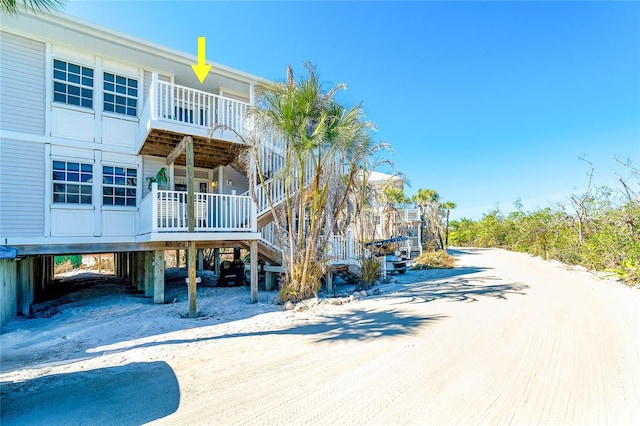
[0,11,273,325]
[365,171,422,257]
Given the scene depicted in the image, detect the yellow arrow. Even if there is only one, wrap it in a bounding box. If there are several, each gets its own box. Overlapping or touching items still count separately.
[191,37,212,84]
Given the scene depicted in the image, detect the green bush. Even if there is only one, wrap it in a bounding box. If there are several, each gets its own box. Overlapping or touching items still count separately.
[54,255,82,268]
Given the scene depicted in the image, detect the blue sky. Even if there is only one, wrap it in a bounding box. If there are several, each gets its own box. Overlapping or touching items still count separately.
[64,0,640,219]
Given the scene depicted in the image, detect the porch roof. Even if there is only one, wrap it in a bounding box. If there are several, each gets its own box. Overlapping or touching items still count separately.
[140,129,248,169]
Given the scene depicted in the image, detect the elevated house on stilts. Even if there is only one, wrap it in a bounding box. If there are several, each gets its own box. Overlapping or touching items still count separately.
[0,12,418,326]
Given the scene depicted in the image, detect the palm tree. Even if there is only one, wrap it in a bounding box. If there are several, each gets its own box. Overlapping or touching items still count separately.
[1,0,65,14]
[412,188,441,249]
[441,201,457,251]
[247,63,381,302]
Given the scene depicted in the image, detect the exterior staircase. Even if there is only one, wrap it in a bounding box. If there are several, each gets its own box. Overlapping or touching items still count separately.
[240,135,365,281]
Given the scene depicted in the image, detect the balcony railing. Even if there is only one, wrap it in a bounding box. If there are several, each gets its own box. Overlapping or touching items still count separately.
[139,72,249,142]
[329,233,371,265]
[140,183,257,234]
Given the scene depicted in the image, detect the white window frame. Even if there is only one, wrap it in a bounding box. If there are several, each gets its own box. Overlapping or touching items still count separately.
[52,160,93,205]
[102,165,138,207]
[52,59,94,109]
[103,71,138,117]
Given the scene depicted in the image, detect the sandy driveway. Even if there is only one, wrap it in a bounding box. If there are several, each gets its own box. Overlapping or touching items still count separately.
[2,248,639,425]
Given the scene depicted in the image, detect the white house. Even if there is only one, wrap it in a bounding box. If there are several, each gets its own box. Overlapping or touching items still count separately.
[0,11,407,326]
[0,11,281,325]
[366,171,422,257]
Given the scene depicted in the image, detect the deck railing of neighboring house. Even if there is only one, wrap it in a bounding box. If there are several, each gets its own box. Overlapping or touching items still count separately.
[400,208,421,222]
[143,72,249,135]
[140,183,256,234]
[329,233,371,265]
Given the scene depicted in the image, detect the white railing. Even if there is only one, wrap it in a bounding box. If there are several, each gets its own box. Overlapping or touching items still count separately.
[401,208,421,222]
[407,236,421,252]
[148,73,249,135]
[329,233,371,266]
[260,222,282,251]
[139,191,154,235]
[245,160,315,217]
[144,183,256,233]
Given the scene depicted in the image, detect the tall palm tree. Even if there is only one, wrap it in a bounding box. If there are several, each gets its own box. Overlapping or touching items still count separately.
[248,63,380,302]
[442,201,457,251]
[412,188,441,249]
[1,0,65,14]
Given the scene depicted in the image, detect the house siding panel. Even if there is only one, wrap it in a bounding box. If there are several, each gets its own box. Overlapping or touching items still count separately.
[0,140,45,238]
[142,155,166,197]
[0,32,46,135]
[221,166,249,195]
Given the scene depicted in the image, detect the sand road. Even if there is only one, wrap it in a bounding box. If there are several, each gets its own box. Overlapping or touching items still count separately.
[2,248,639,425]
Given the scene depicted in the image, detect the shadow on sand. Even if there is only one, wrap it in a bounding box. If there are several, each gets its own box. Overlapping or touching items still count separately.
[0,361,180,425]
[92,309,447,355]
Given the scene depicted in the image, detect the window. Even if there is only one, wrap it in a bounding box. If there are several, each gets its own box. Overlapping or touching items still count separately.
[103,166,137,206]
[53,59,94,109]
[52,161,93,204]
[103,72,138,117]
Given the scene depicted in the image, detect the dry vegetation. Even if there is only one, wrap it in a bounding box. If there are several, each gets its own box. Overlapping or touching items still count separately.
[411,251,457,270]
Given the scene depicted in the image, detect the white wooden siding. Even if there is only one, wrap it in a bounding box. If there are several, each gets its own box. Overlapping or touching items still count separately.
[142,155,167,197]
[0,32,46,135]
[0,140,45,237]
[221,166,249,195]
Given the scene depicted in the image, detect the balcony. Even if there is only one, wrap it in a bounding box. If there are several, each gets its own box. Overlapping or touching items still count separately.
[139,184,258,241]
[138,73,250,169]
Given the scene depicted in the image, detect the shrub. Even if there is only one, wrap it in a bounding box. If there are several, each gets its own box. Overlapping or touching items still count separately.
[360,257,381,287]
[412,251,456,270]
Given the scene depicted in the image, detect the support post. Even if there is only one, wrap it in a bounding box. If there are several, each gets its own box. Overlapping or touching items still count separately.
[153,250,165,304]
[127,252,134,283]
[144,251,154,297]
[326,271,333,294]
[264,261,273,291]
[188,241,197,316]
[0,259,18,326]
[130,253,137,289]
[17,257,34,316]
[197,249,204,271]
[184,136,197,317]
[136,252,145,291]
[250,240,258,303]
[213,248,220,275]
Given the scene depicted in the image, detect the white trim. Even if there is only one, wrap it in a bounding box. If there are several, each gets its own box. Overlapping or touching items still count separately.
[3,12,264,84]
[45,42,52,137]
[93,150,102,236]
[140,232,261,243]
[102,59,140,79]
[94,56,103,143]
[44,143,52,237]
[138,67,145,118]
[51,44,96,66]
[0,130,138,156]
[50,101,95,116]
[3,232,261,247]
[100,111,139,124]
[220,87,250,102]
[50,204,94,211]
[101,206,138,212]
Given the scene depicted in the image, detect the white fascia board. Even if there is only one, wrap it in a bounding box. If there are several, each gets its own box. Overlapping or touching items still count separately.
[140,232,261,243]
[4,10,267,86]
